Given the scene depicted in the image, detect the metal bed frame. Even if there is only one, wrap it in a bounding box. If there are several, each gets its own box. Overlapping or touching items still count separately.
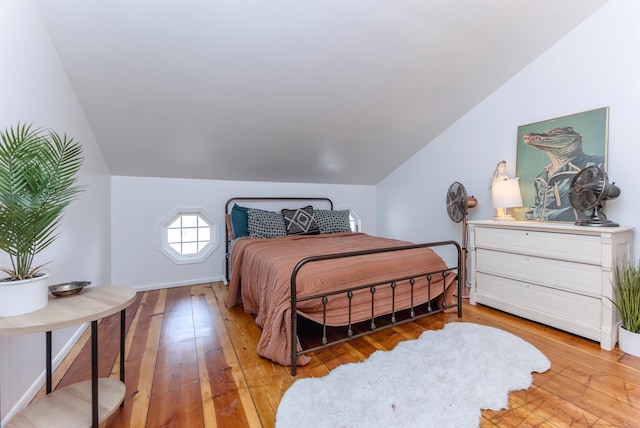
[290,241,461,375]
[224,197,462,376]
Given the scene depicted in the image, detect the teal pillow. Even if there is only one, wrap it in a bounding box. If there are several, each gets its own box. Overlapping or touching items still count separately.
[230,204,249,238]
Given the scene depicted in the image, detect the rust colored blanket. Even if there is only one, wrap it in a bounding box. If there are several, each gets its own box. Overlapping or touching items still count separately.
[226,233,455,366]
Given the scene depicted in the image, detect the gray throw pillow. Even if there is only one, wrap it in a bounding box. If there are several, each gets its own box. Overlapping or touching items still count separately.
[313,209,352,234]
[248,208,287,238]
[281,206,320,235]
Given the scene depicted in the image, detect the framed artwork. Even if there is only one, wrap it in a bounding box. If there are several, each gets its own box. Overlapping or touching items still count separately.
[515,107,609,222]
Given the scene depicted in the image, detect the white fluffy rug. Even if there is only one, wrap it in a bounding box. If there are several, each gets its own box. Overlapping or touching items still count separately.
[276,322,550,428]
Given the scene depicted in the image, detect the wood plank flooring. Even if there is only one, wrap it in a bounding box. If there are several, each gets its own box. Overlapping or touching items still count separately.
[37,283,640,427]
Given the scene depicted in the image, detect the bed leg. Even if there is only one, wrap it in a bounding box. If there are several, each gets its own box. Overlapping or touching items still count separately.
[291,299,298,376]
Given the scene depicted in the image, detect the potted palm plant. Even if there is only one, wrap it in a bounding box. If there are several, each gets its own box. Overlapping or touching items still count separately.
[0,123,83,316]
[612,259,640,357]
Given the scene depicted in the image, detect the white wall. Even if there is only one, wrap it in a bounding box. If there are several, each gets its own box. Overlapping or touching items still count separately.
[2,0,637,423]
[378,0,640,261]
[0,1,112,424]
[111,176,376,290]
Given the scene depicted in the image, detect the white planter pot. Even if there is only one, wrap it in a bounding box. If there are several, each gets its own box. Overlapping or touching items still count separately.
[618,324,640,357]
[0,273,50,317]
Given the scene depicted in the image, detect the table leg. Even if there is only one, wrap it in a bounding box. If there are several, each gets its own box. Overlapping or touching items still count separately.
[91,320,98,427]
[120,309,125,407]
[46,331,52,394]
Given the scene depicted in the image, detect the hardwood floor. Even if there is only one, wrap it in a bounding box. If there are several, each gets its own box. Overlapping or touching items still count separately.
[37,283,640,427]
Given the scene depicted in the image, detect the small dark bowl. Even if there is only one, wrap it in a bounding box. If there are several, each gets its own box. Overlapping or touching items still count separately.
[49,281,91,297]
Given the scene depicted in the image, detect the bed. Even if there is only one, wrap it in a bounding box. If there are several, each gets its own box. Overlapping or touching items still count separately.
[224,197,462,375]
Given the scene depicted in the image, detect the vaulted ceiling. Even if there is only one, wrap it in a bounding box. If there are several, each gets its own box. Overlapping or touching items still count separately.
[35,0,607,185]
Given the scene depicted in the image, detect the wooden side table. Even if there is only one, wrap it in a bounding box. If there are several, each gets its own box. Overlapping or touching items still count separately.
[0,286,136,428]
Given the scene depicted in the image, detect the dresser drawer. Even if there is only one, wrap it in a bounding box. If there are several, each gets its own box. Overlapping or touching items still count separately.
[476,249,602,296]
[475,272,601,336]
[474,227,602,265]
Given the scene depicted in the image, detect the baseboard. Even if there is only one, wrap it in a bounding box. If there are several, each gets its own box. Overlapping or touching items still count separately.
[127,275,227,292]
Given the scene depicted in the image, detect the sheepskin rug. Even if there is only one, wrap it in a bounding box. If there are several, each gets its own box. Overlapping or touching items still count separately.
[276,322,550,428]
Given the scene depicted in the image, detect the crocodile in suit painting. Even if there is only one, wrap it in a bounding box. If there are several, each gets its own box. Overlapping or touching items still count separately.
[522,126,604,222]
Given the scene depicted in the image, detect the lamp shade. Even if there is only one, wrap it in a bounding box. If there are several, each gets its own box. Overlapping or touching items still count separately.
[492,178,523,209]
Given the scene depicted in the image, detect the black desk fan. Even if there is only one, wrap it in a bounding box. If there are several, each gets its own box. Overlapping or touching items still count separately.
[568,166,620,227]
[446,182,478,297]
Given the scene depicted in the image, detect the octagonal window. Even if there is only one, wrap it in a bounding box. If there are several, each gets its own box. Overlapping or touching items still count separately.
[160,209,219,264]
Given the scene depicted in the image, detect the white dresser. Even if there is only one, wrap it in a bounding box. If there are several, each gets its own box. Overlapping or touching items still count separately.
[468,220,634,350]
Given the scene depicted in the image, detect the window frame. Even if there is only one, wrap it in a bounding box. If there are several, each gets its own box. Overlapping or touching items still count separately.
[159,208,219,265]
[348,208,362,232]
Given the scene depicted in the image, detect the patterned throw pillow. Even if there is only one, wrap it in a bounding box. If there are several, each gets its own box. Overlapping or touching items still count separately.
[248,208,287,238]
[313,209,352,234]
[281,206,320,235]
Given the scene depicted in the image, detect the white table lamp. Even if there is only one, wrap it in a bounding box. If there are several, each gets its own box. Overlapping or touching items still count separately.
[492,178,523,221]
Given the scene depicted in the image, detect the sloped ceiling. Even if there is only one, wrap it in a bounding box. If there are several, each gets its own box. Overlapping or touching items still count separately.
[35,0,607,185]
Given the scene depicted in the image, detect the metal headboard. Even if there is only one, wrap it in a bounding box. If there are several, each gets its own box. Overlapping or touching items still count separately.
[224,197,334,282]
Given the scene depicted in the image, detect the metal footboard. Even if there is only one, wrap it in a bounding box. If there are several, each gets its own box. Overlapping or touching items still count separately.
[290,240,462,376]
